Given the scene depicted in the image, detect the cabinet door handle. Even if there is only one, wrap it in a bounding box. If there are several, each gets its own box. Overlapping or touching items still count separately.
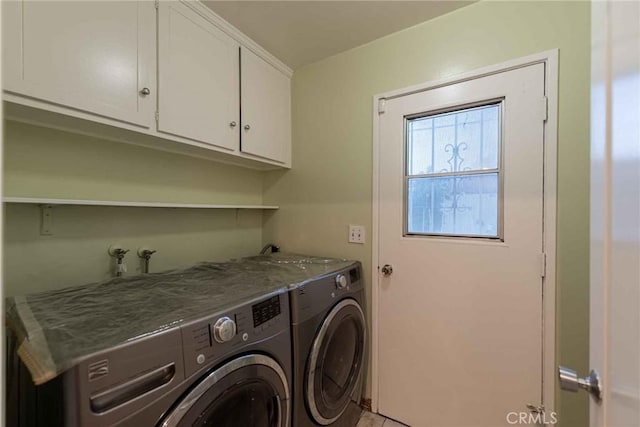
[139,87,151,96]
[230,121,237,127]
[244,124,251,130]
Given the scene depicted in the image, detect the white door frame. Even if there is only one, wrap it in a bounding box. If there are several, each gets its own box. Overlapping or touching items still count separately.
[371,49,559,414]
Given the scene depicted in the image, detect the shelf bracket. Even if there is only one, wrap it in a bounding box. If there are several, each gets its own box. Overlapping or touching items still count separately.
[40,205,54,236]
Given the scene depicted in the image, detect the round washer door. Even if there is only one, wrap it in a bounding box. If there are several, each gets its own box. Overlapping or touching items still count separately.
[160,354,289,427]
[306,298,366,425]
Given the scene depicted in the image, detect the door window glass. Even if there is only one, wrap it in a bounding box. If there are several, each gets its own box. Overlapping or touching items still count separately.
[406,102,502,238]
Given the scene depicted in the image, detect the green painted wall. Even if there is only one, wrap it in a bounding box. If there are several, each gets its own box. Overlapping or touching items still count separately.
[263,1,590,426]
[3,121,265,295]
[3,122,263,205]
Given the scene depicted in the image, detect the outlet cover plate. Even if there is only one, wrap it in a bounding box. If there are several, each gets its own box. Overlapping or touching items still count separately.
[348,224,365,244]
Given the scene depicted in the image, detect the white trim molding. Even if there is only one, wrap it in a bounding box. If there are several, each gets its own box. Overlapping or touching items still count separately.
[371,49,559,415]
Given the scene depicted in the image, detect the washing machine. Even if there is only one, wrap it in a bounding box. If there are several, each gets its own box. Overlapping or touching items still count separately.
[7,289,292,427]
[290,261,366,427]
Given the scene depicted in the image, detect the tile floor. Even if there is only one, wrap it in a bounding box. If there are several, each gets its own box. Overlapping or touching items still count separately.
[357,410,408,427]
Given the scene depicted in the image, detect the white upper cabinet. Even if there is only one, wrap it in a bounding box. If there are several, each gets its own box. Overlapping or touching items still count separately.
[2,0,156,128]
[158,2,239,151]
[2,1,292,169]
[240,48,292,165]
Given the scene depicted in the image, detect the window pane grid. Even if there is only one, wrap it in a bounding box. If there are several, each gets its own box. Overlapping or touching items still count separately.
[408,168,499,180]
[405,102,502,239]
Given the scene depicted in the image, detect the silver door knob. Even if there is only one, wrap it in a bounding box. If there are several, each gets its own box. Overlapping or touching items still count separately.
[381,264,393,277]
[139,87,151,96]
[244,124,251,130]
[558,366,602,401]
[230,121,237,127]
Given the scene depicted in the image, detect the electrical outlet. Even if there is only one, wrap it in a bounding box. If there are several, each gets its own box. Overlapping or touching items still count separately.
[348,225,365,244]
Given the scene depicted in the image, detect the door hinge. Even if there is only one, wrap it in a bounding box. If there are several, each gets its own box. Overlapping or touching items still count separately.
[378,98,386,114]
[155,111,159,122]
[540,252,547,278]
[541,96,548,122]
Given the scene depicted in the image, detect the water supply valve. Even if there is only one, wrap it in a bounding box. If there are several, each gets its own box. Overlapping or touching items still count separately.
[108,245,130,277]
[137,248,157,274]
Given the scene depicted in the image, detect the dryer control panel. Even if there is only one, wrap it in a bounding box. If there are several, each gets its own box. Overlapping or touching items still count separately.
[290,262,363,324]
[181,291,289,378]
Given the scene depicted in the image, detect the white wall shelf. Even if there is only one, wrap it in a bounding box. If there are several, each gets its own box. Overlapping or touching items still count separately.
[3,197,278,210]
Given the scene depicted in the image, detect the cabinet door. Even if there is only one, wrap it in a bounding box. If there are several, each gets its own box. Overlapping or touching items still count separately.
[240,48,291,165]
[2,1,155,128]
[158,1,239,151]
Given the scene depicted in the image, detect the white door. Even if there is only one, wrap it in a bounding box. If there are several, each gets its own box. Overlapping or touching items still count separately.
[586,0,640,426]
[240,47,291,165]
[157,1,239,150]
[378,63,547,426]
[1,0,155,128]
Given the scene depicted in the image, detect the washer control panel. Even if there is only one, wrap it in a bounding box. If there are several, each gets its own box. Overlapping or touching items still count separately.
[181,291,289,377]
[252,295,281,327]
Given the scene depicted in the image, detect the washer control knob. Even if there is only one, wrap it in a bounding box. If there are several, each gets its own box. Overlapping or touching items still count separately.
[212,317,236,343]
[335,274,348,289]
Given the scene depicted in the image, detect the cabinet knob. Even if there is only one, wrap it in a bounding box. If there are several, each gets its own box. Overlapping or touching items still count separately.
[230,121,237,128]
[244,124,251,130]
[139,87,151,96]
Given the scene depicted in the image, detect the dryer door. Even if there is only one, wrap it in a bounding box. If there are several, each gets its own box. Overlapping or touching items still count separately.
[306,298,366,425]
[159,354,289,427]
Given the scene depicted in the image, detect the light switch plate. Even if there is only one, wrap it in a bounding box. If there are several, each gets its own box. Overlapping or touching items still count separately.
[348,225,365,244]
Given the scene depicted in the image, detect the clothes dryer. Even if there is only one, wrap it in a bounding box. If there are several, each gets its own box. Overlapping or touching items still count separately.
[289,262,366,427]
